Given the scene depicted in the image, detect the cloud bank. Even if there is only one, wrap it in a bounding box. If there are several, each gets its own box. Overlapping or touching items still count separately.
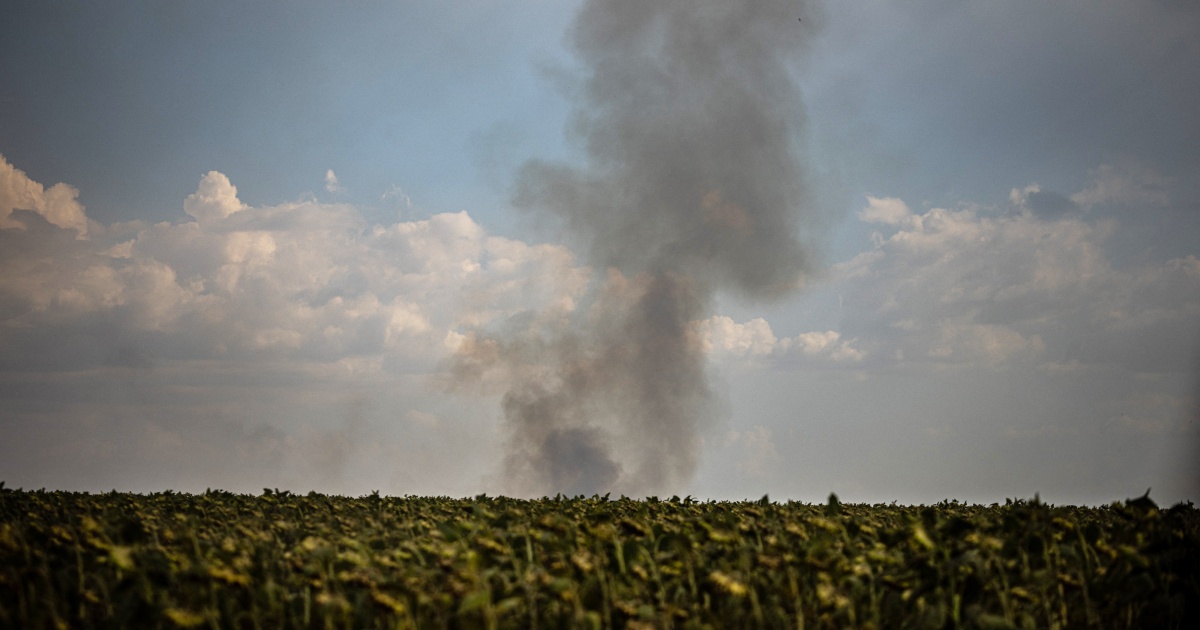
[838,181,1199,374]
[0,159,587,374]
[0,155,590,494]
[1,152,1195,503]
[696,168,1197,504]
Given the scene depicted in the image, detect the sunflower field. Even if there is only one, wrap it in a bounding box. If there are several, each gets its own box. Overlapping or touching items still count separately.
[1,483,1196,629]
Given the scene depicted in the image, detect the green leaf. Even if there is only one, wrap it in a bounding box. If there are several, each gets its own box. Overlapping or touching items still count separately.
[458,590,490,615]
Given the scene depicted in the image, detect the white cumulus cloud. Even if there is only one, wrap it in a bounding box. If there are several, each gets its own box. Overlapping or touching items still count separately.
[859,195,912,226]
[0,162,590,374]
[184,171,245,224]
[0,155,88,237]
[0,158,599,495]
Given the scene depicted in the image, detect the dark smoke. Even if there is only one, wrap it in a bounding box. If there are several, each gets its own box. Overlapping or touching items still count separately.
[459,0,819,497]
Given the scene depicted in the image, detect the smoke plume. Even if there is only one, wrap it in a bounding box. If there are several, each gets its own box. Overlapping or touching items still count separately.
[457,0,818,497]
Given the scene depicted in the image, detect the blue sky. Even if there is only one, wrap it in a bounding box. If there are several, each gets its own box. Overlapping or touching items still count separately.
[0,1,578,232]
[2,0,1197,504]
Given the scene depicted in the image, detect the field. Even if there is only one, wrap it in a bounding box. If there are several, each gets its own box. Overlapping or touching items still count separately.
[1,484,1196,629]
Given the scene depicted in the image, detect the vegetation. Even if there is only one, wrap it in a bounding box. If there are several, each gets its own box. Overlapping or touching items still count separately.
[1,483,1196,628]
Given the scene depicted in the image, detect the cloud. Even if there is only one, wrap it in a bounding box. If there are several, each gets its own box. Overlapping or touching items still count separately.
[1009,185,1080,219]
[0,161,590,374]
[686,167,1197,505]
[693,315,864,364]
[696,316,776,357]
[381,185,413,213]
[0,158,600,494]
[1071,161,1171,210]
[859,196,912,226]
[324,169,342,193]
[0,155,88,237]
[3,154,1195,502]
[184,171,245,224]
[926,321,1045,365]
[779,330,865,362]
[836,181,1200,372]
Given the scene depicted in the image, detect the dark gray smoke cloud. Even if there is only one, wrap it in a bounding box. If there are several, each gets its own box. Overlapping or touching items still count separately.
[459,0,820,497]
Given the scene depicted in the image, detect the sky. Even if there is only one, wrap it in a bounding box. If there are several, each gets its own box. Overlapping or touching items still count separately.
[1,0,1197,505]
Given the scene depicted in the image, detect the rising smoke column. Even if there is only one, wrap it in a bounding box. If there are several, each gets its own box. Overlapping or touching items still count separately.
[458,0,819,497]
